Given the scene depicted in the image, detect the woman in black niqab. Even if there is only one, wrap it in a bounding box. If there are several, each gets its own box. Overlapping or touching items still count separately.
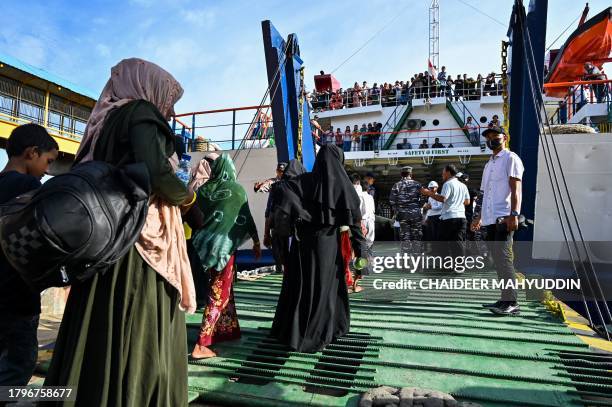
[267,159,306,274]
[271,145,366,353]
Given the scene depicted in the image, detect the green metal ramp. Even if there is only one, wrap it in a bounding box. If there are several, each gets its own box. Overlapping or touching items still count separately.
[445,98,471,139]
[382,101,413,150]
[187,264,612,406]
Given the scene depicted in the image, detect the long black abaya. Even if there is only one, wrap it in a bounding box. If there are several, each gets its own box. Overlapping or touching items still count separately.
[271,145,366,353]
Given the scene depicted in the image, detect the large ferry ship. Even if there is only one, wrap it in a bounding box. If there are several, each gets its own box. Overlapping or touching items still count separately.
[1,1,611,406]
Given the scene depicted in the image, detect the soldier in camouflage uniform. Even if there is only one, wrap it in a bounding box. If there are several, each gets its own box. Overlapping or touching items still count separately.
[389,166,423,252]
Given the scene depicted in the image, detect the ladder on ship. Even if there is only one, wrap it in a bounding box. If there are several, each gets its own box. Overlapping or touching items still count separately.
[381,100,413,150]
[445,90,481,146]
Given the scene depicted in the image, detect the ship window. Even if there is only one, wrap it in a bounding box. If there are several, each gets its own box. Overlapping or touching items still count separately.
[74,120,86,136]
[62,116,74,134]
[0,76,19,98]
[480,116,487,123]
[0,94,15,116]
[48,111,62,130]
[420,120,427,127]
[50,96,73,119]
[73,105,91,121]
[20,85,45,106]
[432,119,440,126]
[18,101,44,124]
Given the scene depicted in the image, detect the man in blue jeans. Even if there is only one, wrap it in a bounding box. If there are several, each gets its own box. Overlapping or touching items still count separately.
[0,123,58,385]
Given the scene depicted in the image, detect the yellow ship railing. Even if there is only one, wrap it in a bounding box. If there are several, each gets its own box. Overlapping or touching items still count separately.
[0,111,82,155]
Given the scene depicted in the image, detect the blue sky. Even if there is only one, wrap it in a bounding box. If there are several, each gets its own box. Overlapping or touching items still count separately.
[0,0,609,159]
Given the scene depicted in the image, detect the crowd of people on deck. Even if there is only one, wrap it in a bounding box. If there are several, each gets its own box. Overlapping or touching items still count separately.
[311,121,385,151]
[310,69,503,112]
[0,58,524,407]
[309,114,503,152]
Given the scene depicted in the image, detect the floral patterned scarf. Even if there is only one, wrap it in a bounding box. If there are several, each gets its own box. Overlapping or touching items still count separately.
[191,153,258,271]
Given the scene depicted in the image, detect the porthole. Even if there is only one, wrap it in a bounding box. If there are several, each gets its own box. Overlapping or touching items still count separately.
[480,116,487,123]
[432,119,440,126]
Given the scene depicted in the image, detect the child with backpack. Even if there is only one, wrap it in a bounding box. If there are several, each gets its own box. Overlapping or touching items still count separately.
[0,123,58,385]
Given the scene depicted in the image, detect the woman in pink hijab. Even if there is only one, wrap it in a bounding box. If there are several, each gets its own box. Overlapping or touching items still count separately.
[45,58,197,407]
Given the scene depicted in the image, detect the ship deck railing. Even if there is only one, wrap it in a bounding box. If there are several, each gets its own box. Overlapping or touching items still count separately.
[311,74,504,115]
[544,78,612,126]
[172,125,492,157]
[172,126,490,156]
[0,74,91,142]
[0,110,84,155]
[172,105,273,153]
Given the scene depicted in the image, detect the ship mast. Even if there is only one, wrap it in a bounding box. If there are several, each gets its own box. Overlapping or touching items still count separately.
[429,0,440,72]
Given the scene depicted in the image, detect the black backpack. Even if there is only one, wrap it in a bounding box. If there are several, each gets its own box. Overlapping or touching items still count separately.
[0,161,150,291]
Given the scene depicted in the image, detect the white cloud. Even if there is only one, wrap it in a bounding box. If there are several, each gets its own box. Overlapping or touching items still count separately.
[180,8,216,28]
[92,17,107,25]
[129,0,155,6]
[138,18,156,30]
[96,44,111,57]
[136,36,218,73]
[10,35,48,67]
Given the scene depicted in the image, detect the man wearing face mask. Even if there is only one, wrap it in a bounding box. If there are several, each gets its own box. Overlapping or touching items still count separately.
[472,126,524,316]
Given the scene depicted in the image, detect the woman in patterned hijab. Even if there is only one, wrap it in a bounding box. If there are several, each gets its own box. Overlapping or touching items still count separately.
[191,153,261,358]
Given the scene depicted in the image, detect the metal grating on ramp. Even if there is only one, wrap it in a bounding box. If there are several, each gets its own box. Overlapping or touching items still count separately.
[187,265,612,406]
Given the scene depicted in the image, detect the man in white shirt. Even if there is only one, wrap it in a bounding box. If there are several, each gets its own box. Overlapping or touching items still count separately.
[471,126,524,316]
[423,180,443,242]
[421,165,470,263]
[360,182,376,245]
[583,62,606,103]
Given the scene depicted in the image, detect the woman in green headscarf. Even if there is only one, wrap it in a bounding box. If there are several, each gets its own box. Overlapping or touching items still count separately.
[191,153,261,359]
